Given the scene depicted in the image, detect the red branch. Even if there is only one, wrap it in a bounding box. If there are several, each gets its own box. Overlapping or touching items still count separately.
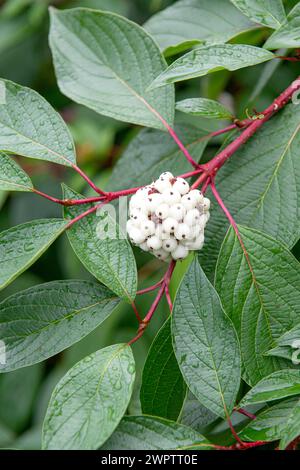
[235,408,257,420]
[128,260,176,346]
[192,76,300,189]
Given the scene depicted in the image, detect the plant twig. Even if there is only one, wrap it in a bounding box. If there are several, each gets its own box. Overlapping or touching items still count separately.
[66,202,105,229]
[235,408,256,420]
[33,188,105,206]
[139,96,200,168]
[128,260,176,345]
[192,76,300,188]
[71,163,107,196]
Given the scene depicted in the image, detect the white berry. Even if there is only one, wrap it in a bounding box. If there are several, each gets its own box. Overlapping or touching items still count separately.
[159,171,173,180]
[127,172,210,262]
[184,208,201,226]
[154,178,172,193]
[169,203,186,221]
[140,220,156,237]
[147,235,162,251]
[155,203,170,219]
[172,177,190,195]
[162,189,181,205]
[162,217,178,234]
[174,223,192,240]
[185,233,204,250]
[146,193,163,212]
[203,197,211,211]
[181,193,196,210]
[129,227,145,244]
[171,245,189,260]
[162,238,178,252]
[153,248,170,261]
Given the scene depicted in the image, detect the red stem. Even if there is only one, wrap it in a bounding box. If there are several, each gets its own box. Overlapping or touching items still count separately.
[235,408,256,420]
[226,415,244,446]
[71,164,107,196]
[66,202,104,229]
[210,181,254,273]
[165,284,173,312]
[136,280,163,295]
[178,168,203,179]
[131,301,142,323]
[128,261,176,346]
[33,188,105,206]
[197,123,238,142]
[192,77,300,189]
[139,96,199,168]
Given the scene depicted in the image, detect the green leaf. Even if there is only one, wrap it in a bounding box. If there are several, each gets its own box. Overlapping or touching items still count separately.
[109,123,208,190]
[172,258,241,418]
[140,318,186,421]
[0,280,120,372]
[216,226,300,385]
[200,102,300,279]
[42,344,135,450]
[176,98,233,119]
[49,8,174,130]
[180,392,217,431]
[267,323,300,361]
[63,186,137,302]
[279,401,300,449]
[102,415,211,450]
[240,397,300,443]
[144,0,256,56]
[150,44,274,88]
[240,370,300,406]
[0,152,32,192]
[0,364,43,433]
[230,0,286,29]
[0,79,76,167]
[0,219,67,290]
[264,3,300,49]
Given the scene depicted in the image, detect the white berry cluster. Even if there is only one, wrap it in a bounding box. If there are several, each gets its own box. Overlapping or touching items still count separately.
[126,172,210,261]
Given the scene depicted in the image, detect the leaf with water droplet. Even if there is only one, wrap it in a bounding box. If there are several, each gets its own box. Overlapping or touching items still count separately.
[0,152,33,192]
[264,3,300,49]
[230,0,286,29]
[172,258,241,418]
[216,226,300,385]
[0,219,67,291]
[42,344,135,450]
[0,280,120,372]
[240,370,300,406]
[144,0,256,56]
[0,79,76,167]
[102,415,211,450]
[240,397,300,444]
[150,44,274,88]
[49,8,174,130]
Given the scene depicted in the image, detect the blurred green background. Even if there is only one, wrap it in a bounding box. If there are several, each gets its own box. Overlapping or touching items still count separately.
[0,0,299,449]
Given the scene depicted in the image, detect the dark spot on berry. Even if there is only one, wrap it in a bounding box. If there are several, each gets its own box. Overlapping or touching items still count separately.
[182,235,186,238]
[166,244,170,248]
